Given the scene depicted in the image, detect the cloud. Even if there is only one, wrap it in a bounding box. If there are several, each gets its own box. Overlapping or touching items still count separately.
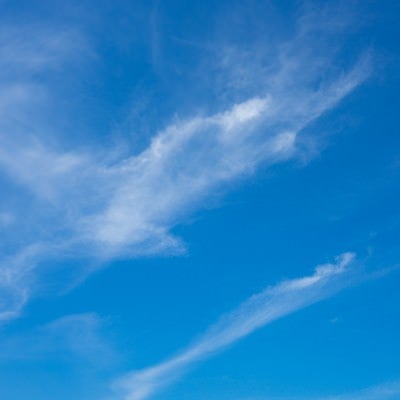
[231,380,400,400]
[0,211,14,227]
[0,244,43,322]
[112,253,357,400]
[0,23,90,75]
[0,313,115,366]
[281,380,400,400]
[85,56,368,258]
[313,381,400,400]
[0,7,371,321]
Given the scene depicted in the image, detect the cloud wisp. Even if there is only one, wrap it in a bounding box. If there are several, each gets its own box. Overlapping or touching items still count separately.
[112,252,357,400]
[0,313,115,366]
[289,380,400,400]
[231,380,400,400]
[0,8,371,321]
[314,381,400,400]
[84,57,368,257]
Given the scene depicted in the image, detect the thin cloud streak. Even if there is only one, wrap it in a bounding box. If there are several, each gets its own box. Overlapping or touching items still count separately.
[113,252,357,400]
[282,380,400,400]
[232,380,400,400]
[315,381,400,400]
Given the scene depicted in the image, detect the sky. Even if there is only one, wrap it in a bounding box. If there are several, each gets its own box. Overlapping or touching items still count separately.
[0,0,399,399]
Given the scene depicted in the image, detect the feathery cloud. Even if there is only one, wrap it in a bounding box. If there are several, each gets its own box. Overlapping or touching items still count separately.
[112,253,357,400]
[0,313,115,365]
[315,381,400,400]
[0,9,371,321]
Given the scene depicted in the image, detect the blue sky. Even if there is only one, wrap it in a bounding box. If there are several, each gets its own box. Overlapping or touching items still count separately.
[0,1,399,399]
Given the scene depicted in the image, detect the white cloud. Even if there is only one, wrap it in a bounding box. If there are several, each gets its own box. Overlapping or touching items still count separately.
[0,24,90,74]
[0,212,14,227]
[0,313,115,366]
[112,253,357,400]
[316,381,400,400]
[0,9,371,321]
[277,380,400,400]
[0,243,45,322]
[80,56,368,257]
[230,380,400,400]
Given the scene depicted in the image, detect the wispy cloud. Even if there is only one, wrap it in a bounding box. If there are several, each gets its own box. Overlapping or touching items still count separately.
[112,253,357,400]
[232,380,400,400]
[313,381,400,400]
[0,7,371,321]
[86,53,368,257]
[0,313,115,366]
[0,212,14,227]
[1,58,369,252]
[0,244,42,321]
[0,24,89,73]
